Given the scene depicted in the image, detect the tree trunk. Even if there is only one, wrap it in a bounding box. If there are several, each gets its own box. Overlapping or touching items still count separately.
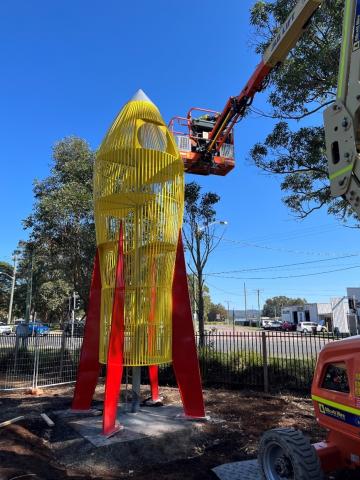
[197,274,205,347]
[195,234,205,347]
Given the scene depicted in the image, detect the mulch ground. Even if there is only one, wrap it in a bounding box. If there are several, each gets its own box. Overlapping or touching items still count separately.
[0,385,357,480]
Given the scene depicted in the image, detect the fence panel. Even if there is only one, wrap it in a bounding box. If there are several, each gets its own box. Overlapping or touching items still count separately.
[0,334,83,391]
[194,330,345,392]
[0,330,345,392]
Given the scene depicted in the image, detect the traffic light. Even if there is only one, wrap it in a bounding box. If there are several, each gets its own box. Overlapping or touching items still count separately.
[74,294,82,311]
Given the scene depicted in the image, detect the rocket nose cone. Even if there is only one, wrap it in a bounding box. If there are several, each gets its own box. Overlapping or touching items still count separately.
[130,89,153,103]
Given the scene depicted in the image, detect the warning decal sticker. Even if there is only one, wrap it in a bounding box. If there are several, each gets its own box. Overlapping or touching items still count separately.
[318,402,360,427]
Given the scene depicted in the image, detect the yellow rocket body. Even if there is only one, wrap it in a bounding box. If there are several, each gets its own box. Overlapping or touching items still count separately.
[94,90,184,366]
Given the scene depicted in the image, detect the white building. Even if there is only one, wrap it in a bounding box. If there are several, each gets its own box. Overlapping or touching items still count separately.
[281,303,332,329]
[333,287,360,335]
[281,288,360,334]
[330,297,351,334]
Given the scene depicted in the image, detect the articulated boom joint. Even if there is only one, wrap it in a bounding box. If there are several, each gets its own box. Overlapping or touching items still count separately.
[324,0,360,219]
[229,96,249,118]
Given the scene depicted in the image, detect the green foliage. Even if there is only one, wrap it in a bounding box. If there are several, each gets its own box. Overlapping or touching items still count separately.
[249,0,358,222]
[0,261,12,320]
[37,280,71,320]
[184,182,220,228]
[262,296,307,318]
[183,182,222,343]
[21,137,96,323]
[250,0,342,116]
[207,303,227,322]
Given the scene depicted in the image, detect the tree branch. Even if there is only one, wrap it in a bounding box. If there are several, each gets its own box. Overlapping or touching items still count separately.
[249,99,333,121]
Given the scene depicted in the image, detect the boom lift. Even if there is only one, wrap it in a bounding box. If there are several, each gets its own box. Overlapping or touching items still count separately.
[169,0,323,176]
[170,0,360,221]
[170,0,360,477]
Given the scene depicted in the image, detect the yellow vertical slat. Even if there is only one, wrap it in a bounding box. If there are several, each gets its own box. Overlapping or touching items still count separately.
[94,96,184,366]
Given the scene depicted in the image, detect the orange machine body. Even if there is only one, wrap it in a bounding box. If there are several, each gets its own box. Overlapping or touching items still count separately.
[168,108,235,176]
[311,336,360,471]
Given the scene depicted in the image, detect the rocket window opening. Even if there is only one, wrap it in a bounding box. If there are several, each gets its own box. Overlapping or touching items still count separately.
[138,123,167,152]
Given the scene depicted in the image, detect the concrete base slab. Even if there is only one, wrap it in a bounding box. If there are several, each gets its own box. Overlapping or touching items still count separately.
[53,408,102,417]
[66,405,205,448]
[212,460,261,480]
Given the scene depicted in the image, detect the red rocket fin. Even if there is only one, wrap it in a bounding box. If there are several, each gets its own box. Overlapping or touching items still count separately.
[149,365,160,402]
[72,249,102,410]
[172,231,205,418]
[103,222,125,436]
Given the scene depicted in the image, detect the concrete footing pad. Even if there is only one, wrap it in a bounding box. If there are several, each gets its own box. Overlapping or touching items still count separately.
[53,408,102,417]
[212,460,261,480]
[56,405,205,448]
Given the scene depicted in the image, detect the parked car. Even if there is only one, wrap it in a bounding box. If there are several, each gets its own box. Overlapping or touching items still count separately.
[264,320,282,331]
[297,321,318,334]
[281,321,297,332]
[27,322,50,336]
[0,322,12,335]
[316,324,328,333]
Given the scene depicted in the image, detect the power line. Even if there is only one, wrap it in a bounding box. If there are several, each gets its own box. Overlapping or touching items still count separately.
[206,281,245,297]
[205,264,360,280]
[213,235,359,257]
[234,224,341,244]
[206,254,358,275]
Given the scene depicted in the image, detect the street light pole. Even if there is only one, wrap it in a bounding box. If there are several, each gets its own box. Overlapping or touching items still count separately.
[225,300,230,326]
[7,253,18,325]
[197,220,228,232]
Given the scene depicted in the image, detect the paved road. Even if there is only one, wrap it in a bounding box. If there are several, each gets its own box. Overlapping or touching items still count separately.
[200,329,339,358]
[0,330,340,359]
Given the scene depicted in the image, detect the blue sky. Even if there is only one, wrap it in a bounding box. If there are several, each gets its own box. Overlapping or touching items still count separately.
[1,0,359,310]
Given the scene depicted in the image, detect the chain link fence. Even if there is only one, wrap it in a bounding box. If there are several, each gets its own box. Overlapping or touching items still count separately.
[0,330,346,392]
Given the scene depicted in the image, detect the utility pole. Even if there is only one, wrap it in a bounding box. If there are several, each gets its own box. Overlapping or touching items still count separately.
[71,291,79,338]
[244,282,247,325]
[225,300,230,326]
[71,291,76,338]
[25,255,34,323]
[7,253,18,324]
[257,289,261,328]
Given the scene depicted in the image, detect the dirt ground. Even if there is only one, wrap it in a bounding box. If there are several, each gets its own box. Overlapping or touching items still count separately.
[0,384,358,480]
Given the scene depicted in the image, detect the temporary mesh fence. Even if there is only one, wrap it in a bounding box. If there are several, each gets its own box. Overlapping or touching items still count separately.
[0,330,347,392]
[0,333,82,391]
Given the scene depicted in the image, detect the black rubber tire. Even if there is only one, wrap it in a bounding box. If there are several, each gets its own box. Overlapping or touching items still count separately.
[258,428,323,480]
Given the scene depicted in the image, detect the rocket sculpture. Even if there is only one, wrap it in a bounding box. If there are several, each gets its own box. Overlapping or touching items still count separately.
[72,90,205,436]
